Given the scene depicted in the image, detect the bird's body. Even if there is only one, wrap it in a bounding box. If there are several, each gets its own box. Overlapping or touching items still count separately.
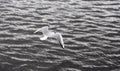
[34,26,64,49]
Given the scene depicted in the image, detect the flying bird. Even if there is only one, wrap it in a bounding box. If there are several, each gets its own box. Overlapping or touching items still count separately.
[34,26,64,49]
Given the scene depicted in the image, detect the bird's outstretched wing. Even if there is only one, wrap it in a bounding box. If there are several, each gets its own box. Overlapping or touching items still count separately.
[34,26,49,34]
[34,28,42,33]
[55,33,64,49]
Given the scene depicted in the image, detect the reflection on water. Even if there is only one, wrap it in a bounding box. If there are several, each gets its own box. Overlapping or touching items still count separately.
[0,0,120,71]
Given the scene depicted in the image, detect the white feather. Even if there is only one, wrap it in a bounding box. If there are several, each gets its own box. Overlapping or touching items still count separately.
[34,26,64,49]
[40,36,48,40]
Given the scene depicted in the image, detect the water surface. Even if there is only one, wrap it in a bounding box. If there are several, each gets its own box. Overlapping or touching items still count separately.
[0,0,120,71]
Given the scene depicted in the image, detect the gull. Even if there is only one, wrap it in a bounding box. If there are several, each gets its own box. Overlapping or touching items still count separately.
[34,26,64,49]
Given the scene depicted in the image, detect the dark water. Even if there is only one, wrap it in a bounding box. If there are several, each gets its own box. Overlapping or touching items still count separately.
[0,0,120,71]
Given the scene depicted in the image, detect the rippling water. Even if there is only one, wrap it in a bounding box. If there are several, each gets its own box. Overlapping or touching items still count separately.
[0,0,120,71]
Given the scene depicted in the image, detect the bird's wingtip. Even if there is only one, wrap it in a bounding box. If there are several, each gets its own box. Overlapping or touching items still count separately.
[34,31,37,33]
[59,41,65,49]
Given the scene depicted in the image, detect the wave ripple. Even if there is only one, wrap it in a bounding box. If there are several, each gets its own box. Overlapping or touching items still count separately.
[0,0,120,71]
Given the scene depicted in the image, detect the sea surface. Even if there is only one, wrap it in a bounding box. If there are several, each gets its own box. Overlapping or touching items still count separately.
[0,0,120,71]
